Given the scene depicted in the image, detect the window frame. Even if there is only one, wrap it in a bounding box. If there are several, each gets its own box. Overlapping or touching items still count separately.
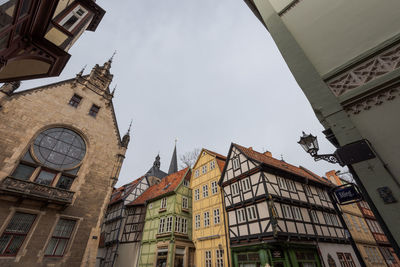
[211,181,218,195]
[68,94,82,108]
[202,165,207,174]
[194,188,200,201]
[44,218,77,257]
[210,160,216,170]
[88,104,100,117]
[203,184,209,198]
[205,250,212,267]
[195,214,201,229]
[232,157,240,170]
[277,177,287,190]
[242,178,251,192]
[160,197,167,210]
[204,211,210,227]
[0,212,37,256]
[231,182,239,196]
[55,3,90,35]
[182,197,188,209]
[246,206,257,221]
[214,209,220,224]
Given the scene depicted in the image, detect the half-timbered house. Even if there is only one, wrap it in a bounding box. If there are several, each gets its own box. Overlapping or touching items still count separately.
[219,143,360,267]
[97,154,170,267]
[191,149,230,267]
[138,167,194,267]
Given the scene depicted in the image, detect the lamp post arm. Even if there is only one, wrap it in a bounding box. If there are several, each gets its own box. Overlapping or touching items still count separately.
[313,153,340,164]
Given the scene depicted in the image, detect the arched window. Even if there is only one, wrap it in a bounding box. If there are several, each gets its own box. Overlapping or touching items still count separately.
[10,127,86,190]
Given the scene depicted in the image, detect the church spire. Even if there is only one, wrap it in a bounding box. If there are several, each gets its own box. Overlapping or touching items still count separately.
[168,139,178,174]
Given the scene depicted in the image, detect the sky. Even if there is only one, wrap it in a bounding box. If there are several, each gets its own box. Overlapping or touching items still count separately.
[20,0,346,186]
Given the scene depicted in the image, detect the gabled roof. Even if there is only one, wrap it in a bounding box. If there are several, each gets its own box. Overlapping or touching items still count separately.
[222,143,331,186]
[128,167,190,206]
[193,148,227,171]
[109,177,142,204]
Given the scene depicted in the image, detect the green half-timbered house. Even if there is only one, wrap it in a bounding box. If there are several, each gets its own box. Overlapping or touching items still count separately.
[137,167,194,267]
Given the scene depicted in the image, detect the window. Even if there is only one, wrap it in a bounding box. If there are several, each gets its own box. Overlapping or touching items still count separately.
[231,182,239,196]
[166,216,173,232]
[287,180,297,192]
[175,217,181,233]
[195,169,199,178]
[310,210,319,223]
[194,189,200,201]
[232,157,240,170]
[281,204,293,219]
[350,215,361,232]
[11,127,85,190]
[242,178,251,191]
[292,206,302,221]
[89,104,100,117]
[181,218,187,233]
[323,212,333,225]
[204,212,210,227]
[205,251,212,267]
[182,197,188,209]
[45,219,76,257]
[211,181,218,194]
[366,219,384,234]
[0,212,36,256]
[330,214,339,226]
[277,177,287,190]
[202,165,207,174]
[317,188,327,200]
[68,94,82,108]
[195,214,201,229]
[158,218,165,233]
[343,214,352,230]
[183,179,189,187]
[160,197,167,209]
[237,209,246,223]
[214,209,220,224]
[358,217,368,233]
[304,185,312,196]
[216,249,224,267]
[246,206,257,221]
[210,160,216,170]
[203,184,209,198]
[58,5,88,32]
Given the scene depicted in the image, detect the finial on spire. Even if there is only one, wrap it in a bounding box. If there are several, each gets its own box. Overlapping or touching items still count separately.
[77,65,87,76]
[127,119,133,134]
[109,50,117,63]
[111,84,117,95]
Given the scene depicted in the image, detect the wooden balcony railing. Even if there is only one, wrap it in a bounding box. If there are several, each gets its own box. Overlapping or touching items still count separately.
[0,177,74,205]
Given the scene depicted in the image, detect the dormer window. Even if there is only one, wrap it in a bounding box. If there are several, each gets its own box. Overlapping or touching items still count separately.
[58,5,88,33]
[160,197,167,209]
[89,104,100,117]
[68,94,82,108]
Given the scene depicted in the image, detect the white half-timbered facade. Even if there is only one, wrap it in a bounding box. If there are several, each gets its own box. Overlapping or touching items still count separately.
[219,143,360,267]
[97,155,168,267]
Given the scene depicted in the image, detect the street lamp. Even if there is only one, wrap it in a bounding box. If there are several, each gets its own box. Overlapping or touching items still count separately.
[298,132,342,165]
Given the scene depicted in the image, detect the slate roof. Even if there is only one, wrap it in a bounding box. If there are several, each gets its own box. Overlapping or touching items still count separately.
[233,143,331,186]
[128,167,190,206]
[168,144,178,174]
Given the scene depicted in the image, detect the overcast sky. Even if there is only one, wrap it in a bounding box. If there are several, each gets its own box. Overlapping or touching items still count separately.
[20,0,346,186]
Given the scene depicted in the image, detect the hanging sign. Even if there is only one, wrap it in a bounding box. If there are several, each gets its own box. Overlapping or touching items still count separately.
[332,183,363,205]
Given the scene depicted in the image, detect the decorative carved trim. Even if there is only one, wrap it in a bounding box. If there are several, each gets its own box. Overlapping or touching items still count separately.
[0,177,74,204]
[327,43,400,96]
[344,85,400,115]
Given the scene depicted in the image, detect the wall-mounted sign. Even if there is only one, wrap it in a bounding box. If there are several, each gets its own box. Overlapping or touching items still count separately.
[377,187,397,204]
[332,183,363,205]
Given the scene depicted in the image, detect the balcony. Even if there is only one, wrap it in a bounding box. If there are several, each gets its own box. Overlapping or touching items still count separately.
[0,177,74,205]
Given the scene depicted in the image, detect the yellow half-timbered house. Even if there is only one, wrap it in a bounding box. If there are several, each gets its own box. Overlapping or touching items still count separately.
[191,149,230,267]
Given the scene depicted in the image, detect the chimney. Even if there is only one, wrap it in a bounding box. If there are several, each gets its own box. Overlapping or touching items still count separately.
[263,151,272,157]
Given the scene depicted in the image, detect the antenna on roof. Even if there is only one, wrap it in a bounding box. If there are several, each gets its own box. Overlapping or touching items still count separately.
[280,154,285,162]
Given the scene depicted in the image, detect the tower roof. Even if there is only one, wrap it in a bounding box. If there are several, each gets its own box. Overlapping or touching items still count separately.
[146,154,168,179]
[168,143,178,174]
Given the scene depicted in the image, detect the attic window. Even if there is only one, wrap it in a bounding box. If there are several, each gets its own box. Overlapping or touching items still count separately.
[183,180,189,187]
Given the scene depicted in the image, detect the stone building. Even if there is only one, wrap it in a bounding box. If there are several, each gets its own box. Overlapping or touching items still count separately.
[0,57,127,266]
[242,0,400,253]
[219,143,360,267]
